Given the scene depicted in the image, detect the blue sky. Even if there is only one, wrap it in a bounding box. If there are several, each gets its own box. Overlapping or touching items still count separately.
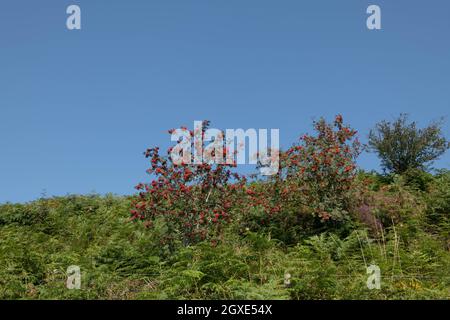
[0,0,449,203]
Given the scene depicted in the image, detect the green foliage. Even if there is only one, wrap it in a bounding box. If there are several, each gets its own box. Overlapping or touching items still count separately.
[1,116,448,300]
[237,116,362,244]
[424,170,450,239]
[283,115,362,222]
[402,168,434,191]
[369,114,449,174]
[0,174,449,300]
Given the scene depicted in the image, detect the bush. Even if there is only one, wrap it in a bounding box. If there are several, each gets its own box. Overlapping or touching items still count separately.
[132,121,245,248]
[283,115,362,221]
[369,114,449,174]
[240,115,361,242]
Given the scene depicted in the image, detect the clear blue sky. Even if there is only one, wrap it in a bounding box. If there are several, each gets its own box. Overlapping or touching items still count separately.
[1,0,449,203]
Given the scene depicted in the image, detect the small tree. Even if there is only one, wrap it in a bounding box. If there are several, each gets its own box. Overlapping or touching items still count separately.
[132,121,244,247]
[369,114,449,174]
[244,115,362,228]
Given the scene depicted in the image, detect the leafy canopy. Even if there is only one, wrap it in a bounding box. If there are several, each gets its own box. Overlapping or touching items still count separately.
[368,114,449,174]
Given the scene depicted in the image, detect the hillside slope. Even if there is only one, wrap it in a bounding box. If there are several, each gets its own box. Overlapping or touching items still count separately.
[0,172,449,300]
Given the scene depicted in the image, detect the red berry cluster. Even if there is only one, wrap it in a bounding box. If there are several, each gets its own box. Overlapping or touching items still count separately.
[131,121,245,245]
[132,116,361,246]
